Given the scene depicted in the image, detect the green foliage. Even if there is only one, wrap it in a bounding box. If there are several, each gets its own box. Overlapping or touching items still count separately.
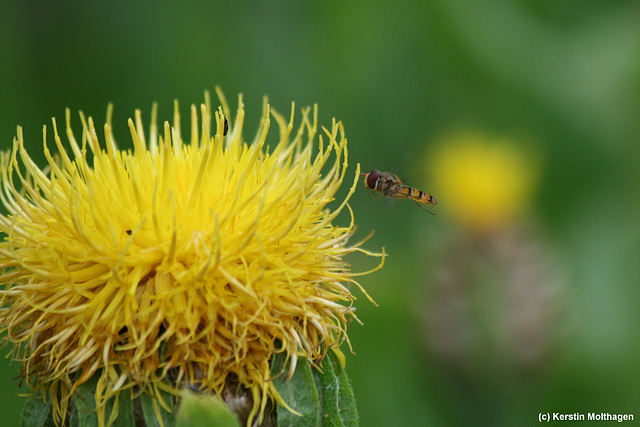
[139,385,175,427]
[20,393,52,427]
[271,353,320,426]
[272,350,358,426]
[19,356,360,427]
[73,374,134,427]
[19,372,178,427]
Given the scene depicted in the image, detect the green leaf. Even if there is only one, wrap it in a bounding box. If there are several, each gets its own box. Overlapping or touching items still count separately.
[110,387,134,427]
[20,392,53,427]
[139,382,176,427]
[271,352,320,427]
[331,352,358,426]
[74,371,135,427]
[175,388,240,427]
[312,350,358,427]
[312,351,342,427]
[74,373,100,427]
[68,403,79,427]
[272,350,358,427]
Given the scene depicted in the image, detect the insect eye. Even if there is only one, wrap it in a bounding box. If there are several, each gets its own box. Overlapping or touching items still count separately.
[366,170,380,189]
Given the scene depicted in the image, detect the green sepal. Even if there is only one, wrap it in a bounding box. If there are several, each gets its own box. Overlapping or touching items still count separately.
[175,387,240,427]
[20,391,53,427]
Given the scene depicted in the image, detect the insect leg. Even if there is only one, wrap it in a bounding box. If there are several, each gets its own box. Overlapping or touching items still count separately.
[412,199,436,215]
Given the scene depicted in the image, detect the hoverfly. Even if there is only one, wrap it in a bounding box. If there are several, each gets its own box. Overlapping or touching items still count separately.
[361,169,437,214]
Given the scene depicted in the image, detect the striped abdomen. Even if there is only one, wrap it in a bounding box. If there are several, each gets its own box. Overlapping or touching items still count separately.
[397,186,437,205]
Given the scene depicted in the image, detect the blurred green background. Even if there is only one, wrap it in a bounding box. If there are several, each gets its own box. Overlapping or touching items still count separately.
[1,1,639,426]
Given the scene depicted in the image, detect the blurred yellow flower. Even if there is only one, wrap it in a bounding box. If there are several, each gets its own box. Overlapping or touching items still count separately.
[0,90,382,426]
[429,131,540,232]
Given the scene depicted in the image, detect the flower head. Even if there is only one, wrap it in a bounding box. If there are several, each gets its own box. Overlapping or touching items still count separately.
[428,131,541,232]
[0,89,382,425]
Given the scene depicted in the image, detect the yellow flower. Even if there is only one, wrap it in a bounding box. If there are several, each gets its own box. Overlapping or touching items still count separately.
[0,89,383,426]
[428,131,541,232]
